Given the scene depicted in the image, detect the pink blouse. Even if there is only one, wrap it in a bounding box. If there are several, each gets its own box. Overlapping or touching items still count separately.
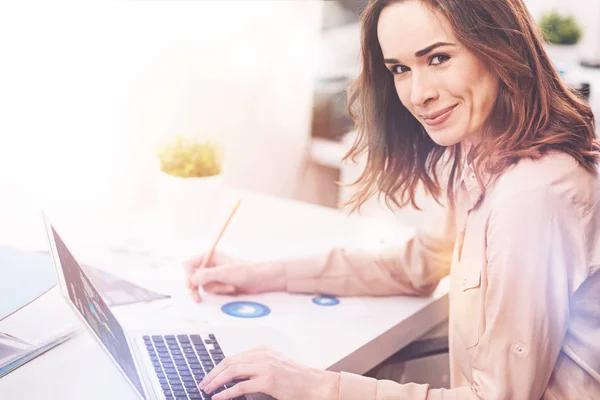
[282,151,600,399]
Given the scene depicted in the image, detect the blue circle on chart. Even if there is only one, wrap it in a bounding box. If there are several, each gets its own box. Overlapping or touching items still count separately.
[312,295,340,306]
[221,301,271,318]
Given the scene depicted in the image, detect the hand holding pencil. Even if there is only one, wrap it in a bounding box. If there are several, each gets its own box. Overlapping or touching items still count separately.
[185,200,241,302]
[184,199,288,302]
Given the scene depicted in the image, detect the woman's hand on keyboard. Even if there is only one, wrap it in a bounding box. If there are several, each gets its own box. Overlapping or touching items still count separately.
[185,251,286,302]
[198,345,340,400]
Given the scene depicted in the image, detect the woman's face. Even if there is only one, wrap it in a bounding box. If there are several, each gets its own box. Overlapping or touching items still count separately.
[377,0,499,146]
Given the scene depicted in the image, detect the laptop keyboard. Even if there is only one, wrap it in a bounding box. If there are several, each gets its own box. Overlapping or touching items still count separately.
[143,334,245,400]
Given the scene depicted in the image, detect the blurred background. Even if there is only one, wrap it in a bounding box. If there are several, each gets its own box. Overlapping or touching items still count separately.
[1,0,600,236]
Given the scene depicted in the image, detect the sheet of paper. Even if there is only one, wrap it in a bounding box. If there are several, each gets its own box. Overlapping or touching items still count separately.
[145,290,369,328]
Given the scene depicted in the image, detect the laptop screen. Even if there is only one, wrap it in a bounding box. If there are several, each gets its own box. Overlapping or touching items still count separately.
[50,226,146,399]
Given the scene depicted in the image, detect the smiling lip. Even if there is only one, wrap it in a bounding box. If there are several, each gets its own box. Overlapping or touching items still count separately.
[421,104,458,127]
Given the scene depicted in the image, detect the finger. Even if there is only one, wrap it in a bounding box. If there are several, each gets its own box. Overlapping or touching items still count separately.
[202,363,264,394]
[211,378,270,400]
[205,282,237,294]
[200,346,270,390]
[190,266,225,286]
[189,286,202,303]
[184,255,205,276]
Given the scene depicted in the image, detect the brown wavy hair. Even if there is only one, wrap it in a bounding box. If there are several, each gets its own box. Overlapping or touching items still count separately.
[343,0,600,213]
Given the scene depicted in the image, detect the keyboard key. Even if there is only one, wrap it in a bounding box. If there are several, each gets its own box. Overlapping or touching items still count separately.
[171,384,184,391]
[189,394,202,399]
[167,373,180,380]
[173,390,187,397]
[165,335,176,340]
[191,368,204,375]
[181,376,195,383]
[152,335,165,342]
[190,335,203,344]
[199,354,211,361]
[177,335,190,343]
[162,362,175,369]
[180,370,192,376]
[164,368,177,374]
[162,387,172,395]
[202,360,214,367]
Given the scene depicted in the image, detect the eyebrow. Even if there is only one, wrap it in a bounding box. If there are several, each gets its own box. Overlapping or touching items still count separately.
[383,42,455,64]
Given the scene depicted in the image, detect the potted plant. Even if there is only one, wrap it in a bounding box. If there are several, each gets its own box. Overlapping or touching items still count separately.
[155,135,225,234]
[539,10,583,69]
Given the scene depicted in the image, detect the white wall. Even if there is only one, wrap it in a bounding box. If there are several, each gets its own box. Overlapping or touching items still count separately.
[0,0,323,218]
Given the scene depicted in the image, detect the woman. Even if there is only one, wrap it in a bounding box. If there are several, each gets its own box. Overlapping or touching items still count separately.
[187,0,600,399]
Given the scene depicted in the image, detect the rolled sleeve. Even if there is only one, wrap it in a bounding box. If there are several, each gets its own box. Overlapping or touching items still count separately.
[339,371,474,399]
[282,209,456,297]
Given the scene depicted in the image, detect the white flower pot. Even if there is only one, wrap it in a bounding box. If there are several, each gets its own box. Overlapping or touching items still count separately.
[155,169,225,236]
[544,43,581,73]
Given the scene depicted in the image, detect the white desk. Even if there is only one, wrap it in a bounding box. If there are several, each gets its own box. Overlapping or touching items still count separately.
[0,188,449,399]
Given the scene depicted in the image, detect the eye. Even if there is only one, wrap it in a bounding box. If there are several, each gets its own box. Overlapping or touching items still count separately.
[430,54,450,66]
[390,65,410,75]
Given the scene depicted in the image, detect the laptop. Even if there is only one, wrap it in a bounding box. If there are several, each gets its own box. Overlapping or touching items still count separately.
[42,212,255,400]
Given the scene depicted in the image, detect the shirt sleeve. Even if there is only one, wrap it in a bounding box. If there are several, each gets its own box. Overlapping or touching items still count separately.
[334,190,584,400]
[282,208,456,297]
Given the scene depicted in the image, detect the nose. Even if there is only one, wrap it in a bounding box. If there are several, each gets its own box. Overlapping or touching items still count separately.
[409,72,438,107]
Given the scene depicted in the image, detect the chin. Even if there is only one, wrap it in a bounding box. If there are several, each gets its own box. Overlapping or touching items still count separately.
[425,128,463,147]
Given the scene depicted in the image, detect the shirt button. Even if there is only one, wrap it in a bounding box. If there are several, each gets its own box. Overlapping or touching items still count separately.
[469,173,475,180]
[517,345,524,353]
